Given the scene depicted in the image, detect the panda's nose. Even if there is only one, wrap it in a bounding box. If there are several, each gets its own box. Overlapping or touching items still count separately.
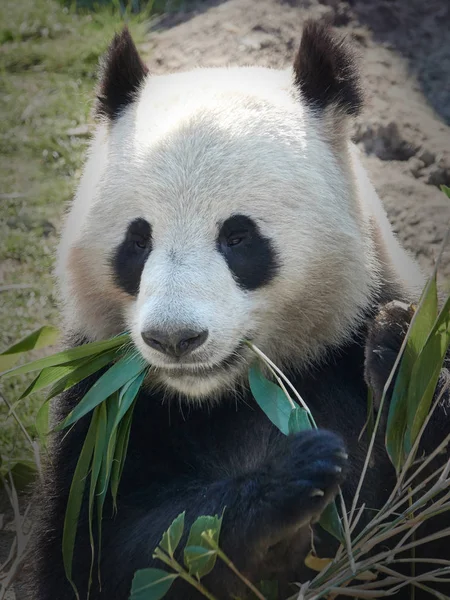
[141,328,208,358]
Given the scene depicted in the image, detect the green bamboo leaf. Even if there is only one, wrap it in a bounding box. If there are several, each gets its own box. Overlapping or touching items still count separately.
[62,409,98,600]
[99,370,146,512]
[47,349,120,401]
[386,279,438,472]
[422,294,450,346]
[18,359,88,400]
[88,403,107,595]
[318,500,344,544]
[258,580,278,600]
[441,184,450,199]
[108,368,147,446]
[95,392,120,584]
[0,325,60,371]
[288,406,312,434]
[2,460,37,493]
[183,545,217,579]
[406,323,450,451]
[184,514,223,578]
[0,333,130,379]
[110,399,137,509]
[160,512,185,558]
[130,568,178,600]
[55,354,146,431]
[248,365,293,435]
[35,399,50,444]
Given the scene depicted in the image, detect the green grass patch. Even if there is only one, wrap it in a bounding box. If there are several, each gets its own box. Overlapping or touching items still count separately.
[0,0,149,463]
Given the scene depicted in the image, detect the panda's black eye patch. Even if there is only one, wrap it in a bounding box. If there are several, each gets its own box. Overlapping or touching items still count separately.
[217,215,279,290]
[111,218,152,296]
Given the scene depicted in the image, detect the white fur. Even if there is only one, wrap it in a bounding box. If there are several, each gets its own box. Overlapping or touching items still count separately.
[56,65,424,399]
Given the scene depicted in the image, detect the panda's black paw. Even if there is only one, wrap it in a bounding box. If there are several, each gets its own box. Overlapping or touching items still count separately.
[364,300,415,409]
[259,429,347,535]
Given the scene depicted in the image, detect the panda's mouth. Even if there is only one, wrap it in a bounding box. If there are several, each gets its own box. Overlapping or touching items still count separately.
[156,342,246,378]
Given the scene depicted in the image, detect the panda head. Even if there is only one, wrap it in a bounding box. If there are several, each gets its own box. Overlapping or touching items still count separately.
[58,22,377,400]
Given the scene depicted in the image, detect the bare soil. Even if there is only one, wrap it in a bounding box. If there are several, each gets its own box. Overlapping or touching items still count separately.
[143,0,450,280]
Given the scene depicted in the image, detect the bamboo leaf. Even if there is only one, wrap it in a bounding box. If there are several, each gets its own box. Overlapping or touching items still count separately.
[318,501,344,543]
[88,403,107,595]
[18,359,88,400]
[305,552,333,572]
[288,406,312,434]
[386,281,438,472]
[102,370,146,510]
[110,401,136,509]
[47,349,120,400]
[62,409,98,600]
[0,325,59,371]
[258,580,278,600]
[406,321,450,451]
[160,512,185,559]
[248,365,293,435]
[1,460,37,493]
[35,400,50,444]
[117,370,146,422]
[96,392,120,582]
[184,514,223,578]
[422,294,450,345]
[55,354,146,431]
[183,545,217,579]
[0,333,130,379]
[130,569,178,600]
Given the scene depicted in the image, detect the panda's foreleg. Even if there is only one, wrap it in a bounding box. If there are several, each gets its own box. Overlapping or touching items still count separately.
[28,426,346,599]
[103,428,347,599]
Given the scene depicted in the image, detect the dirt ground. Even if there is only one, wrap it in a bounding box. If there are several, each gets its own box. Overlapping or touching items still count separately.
[143,0,450,281]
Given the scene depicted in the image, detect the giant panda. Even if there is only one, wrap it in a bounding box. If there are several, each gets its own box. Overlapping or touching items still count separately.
[26,20,450,600]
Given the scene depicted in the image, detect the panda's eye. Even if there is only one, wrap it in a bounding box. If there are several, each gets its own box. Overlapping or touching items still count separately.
[134,238,148,250]
[125,218,152,252]
[227,233,247,247]
[217,214,279,291]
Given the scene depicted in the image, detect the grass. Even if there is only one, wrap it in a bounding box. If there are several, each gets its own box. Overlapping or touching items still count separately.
[0,0,151,466]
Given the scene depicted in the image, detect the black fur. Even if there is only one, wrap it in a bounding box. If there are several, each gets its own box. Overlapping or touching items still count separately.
[112,218,152,296]
[26,300,450,600]
[217,215,279,290]
[293,20,363,116]
[96,28,149,121]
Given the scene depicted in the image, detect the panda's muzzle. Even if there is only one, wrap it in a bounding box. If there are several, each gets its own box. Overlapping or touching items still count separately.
[151,340,248,378]
[141,327,208,359]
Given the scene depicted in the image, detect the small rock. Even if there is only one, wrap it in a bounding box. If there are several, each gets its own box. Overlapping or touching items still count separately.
[417,148,435,167]
[240,33,274,51]
[427,167,450,187]
[408,157,425,178]
[223,22,241,34]
[354,121,417,161]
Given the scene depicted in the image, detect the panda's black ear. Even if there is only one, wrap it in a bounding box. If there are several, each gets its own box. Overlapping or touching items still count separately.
[95,27,149,121]
[293,20,363,117]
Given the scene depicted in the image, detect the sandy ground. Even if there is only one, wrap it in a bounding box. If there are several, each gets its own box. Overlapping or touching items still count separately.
[143,0,450,281]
